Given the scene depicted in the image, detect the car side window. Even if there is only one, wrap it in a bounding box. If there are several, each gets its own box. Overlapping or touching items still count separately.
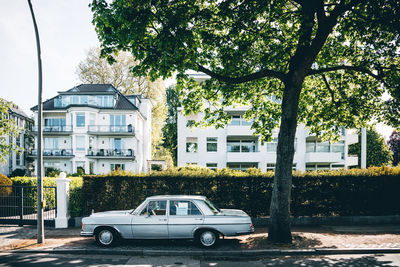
[169,201,202,216]
[140,200,167,216]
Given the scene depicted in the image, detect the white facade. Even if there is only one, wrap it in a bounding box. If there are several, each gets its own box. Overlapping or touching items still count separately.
[0,103,31,176]
[30,84,152,175]
[178,110,358,171]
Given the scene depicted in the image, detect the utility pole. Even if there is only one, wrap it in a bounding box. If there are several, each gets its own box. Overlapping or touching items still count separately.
[27,0,44,244]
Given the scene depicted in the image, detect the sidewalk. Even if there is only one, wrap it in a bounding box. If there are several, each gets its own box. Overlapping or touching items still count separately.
[1,224,400,256]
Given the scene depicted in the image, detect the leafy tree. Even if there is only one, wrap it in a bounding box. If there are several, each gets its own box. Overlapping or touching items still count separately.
[91,0,400,242]
[0,99,21,164]
[388,131,400,166]
[162,86,180,165]
[349,128,392,167]
[76,48,171,161]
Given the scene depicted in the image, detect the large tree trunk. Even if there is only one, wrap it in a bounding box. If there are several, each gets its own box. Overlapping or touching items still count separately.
[268,75,303,243]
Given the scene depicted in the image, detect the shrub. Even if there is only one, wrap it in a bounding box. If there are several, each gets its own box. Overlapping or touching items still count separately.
[0,174,12,196]
[45,167,61,177]
[9,168,26,177]
[81,166,400,217]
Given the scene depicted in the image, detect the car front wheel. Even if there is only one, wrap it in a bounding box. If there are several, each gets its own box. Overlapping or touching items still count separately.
[95,228,118,246]
[197,230,219,248]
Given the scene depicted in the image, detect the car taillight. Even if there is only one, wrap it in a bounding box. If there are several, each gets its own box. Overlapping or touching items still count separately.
[81,223,84,231]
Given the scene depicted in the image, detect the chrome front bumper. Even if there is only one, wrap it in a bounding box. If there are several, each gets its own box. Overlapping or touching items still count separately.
[80,231,94,237]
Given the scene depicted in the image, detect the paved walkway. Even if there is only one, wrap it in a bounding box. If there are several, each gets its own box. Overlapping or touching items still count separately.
[1,224,400,254]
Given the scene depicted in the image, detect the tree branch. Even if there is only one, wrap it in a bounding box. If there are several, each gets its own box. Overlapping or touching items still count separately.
[309,65,386,82]
[321,74,341,110]
[196,65,285,84]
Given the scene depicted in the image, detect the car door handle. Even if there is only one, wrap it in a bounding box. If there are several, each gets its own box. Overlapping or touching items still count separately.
[195,218,203,221]
[159,219,167,221]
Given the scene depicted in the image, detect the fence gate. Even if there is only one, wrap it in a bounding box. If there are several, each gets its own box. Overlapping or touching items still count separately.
[0,185,57,226]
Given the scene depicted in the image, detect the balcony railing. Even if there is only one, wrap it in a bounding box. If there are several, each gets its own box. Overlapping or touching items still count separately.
[29,149,74,157]
[87,125,134,134]
[86,149,134,157]
[32,125,73,133]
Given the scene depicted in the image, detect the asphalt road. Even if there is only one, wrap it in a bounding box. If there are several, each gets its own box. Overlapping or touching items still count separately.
[0,253,400,267]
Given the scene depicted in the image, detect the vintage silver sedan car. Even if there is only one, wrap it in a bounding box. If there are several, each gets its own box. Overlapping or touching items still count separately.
[81,195,254,247]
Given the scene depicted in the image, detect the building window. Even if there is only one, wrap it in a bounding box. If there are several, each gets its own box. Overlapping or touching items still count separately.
[266,163,275,171]
[76,136,85,151]
[186,137,198,153]
[110,114,126,131]
[316,142,330,152]
[16,134,21,147]
[206,137,218,152]
[76,113,85,127]
[16,154,21,166]
[332,141,345,159]
[307,139,331,153]
[89,113,96,126]
[228,114,252,126]
[206,163,218,170]
[44,138,59,149]
[227,162,258,171]
[266,138,278,152]
[111,163,125,171]
[227,138,257,152]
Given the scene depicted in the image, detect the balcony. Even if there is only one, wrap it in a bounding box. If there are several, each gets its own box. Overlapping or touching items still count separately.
[29,149,74,158]
[32,125,72,135]
[347,133,358,145]
[346,155,359,166]
[87,125,134,136]
[86,149,135,159]
[305,152,342,163]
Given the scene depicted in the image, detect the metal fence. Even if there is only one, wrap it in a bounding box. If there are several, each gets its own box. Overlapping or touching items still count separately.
[0,185,57,226]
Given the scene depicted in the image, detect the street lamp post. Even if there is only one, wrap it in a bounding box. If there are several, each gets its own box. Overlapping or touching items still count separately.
[27,0,44,244]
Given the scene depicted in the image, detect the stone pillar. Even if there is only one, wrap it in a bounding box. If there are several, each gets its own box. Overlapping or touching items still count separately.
[55,172,70,228]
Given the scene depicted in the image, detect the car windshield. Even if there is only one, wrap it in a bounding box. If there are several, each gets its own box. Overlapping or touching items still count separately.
[204,198,220,214]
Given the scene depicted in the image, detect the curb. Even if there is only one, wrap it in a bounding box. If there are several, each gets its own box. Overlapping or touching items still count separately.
[5,248,400,257]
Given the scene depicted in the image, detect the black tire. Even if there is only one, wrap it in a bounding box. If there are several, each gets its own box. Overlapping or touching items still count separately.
[196,229,219,248]
[95,227,119,247]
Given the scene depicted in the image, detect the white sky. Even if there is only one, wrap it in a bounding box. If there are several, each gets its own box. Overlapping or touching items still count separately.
[0,0,99,114]
[0,1,394,140]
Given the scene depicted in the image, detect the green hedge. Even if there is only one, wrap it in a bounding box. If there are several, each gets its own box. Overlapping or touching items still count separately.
[81,166,400,217]
[10,176,83,217]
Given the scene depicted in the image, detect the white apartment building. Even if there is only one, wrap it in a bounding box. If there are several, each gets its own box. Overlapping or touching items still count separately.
[30,84,152,175]
[177,74,358,172]
[0,102,32,176]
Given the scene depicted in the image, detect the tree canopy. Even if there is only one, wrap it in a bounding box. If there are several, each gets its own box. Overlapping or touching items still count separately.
[91,0,400,243]
[349,128,392,167]
[0,99,21,164]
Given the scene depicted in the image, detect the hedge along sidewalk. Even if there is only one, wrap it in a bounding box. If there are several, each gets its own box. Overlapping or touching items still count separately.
[81,166,400,218]
[10,176,83,218]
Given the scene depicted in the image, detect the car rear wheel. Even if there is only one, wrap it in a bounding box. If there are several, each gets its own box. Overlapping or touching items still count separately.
[197,230,219,248]
[95,228,118,246]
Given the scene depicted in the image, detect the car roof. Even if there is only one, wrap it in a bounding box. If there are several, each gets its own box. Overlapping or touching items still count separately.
[146,195,206,201]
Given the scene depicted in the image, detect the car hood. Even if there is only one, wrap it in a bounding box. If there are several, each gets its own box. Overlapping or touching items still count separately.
[90,210,131,217]
[218,209,249,216]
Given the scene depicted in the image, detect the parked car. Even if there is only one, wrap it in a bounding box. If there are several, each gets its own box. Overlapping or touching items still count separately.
[81,195,254,248]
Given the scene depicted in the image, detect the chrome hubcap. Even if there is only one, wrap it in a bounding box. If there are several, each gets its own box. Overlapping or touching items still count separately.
[200,231,216,246]
[99,230,113,245]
